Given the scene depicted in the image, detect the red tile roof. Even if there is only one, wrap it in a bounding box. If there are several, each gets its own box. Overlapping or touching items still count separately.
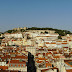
[36,58,47,60]
[46,63,52,67]
[12,55,28,59]
[9,60,26,64]
[66,69,72,72]
[36,61,43,63]
[0,66,8,70]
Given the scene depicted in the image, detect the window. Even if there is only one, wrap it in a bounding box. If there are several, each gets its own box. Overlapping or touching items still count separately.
[13,64,15,67]
[16,64,18,67]
[21,64,23,67]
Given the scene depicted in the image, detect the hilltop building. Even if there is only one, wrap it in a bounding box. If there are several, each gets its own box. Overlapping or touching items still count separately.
[13,27,27,31]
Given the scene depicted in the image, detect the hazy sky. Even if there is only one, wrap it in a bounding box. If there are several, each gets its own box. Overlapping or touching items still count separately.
[0,0,72,32]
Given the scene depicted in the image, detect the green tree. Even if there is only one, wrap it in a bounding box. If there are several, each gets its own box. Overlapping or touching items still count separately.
[27,52,36,72]
[6,30,13,33]
[58,36,62,39]
[41,32,43,34]
[44,31,48,34]
[20,29,25,32]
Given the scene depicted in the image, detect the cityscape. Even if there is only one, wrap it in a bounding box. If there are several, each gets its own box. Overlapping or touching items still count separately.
[0,27,72,72]
[0,0,72,72]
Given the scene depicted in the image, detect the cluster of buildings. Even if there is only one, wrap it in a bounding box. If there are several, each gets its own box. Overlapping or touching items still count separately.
[0,29,72,72]
[13,27,27,31]
[0,45,28,72]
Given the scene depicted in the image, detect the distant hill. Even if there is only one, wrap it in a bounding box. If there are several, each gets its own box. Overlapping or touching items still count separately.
[27,27,72,36]
[4,27,72,36]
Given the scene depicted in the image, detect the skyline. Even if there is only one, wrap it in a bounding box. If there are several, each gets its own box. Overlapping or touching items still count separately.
[0,0,72,32]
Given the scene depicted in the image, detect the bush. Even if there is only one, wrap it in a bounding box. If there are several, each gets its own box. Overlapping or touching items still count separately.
[20,29,25,32]
[58,36,62,39]
[44,31,48,34]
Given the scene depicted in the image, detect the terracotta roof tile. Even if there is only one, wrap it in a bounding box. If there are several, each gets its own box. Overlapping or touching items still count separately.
[9,60,26,64]
[0,66,8,70]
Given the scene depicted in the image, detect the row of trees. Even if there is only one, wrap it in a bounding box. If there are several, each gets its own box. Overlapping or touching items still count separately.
[27,27,72,36]
[5,29,25,33]
[27,52,36,72]
[4,30,17,33]
[55,30,72,36]
[5,27,72,36]
[27,27,54,30]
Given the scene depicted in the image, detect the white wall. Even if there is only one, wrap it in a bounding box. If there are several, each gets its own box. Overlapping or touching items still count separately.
[0,62,7,66]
